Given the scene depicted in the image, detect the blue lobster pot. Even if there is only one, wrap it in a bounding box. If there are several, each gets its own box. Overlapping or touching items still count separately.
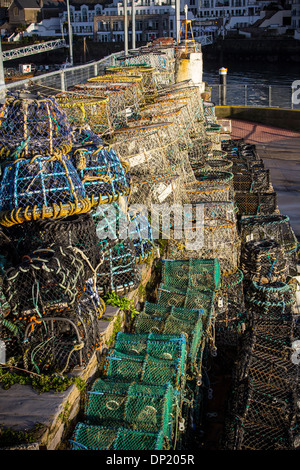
[70,137,131,204]
[0,154,92,227]
[0,91,73,160]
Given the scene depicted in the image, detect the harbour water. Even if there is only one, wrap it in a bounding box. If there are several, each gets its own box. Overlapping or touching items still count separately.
[202,58,300,108]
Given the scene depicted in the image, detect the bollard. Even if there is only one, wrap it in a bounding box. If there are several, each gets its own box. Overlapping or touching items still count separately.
[219,67,227,106]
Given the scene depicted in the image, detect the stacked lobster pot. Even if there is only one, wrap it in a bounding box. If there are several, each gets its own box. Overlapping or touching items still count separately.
[221,139,277,217]
[0,90,143,375]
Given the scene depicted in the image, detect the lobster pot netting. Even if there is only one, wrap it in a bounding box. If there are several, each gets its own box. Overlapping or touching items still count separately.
[241,239,289,284]
[103,332,187,390]
[161,258,221,292]
[105,66,158,100]
[234,191,277,217]
[55,94,113,137]
[133,304,204,377]
[232,169,271,193]
[0,154,92,228]
[167,218,240,275]
[193,170,235,200]
[22,289,103,375]
[3,245,87,317]
[157,285,215,334]
[0,91,73,160]
[203,201,237,223]
[84,379,176,442]
[240,214,298,275]
[71,424,166,450]
[88,74,145,107]
[214,269,246,348]
[96,239,141,296]
[198,158,233,173]
[7,213,100,275]
[186,182,231,204]
[69,138,131,203]
[73,83,132,129]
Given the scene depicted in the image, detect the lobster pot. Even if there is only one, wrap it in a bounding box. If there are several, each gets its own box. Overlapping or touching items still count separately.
[22,297,103,375]
[0,154,91,227]
[96,239,141,296]
[186,182,231,204]
[0,92,73,160]
[3,246,86,317]
[203,200,237,223]
[203,101,217,125]
[7,213,100,274]
[73,83,130,129]
[88,74,145,106]
[105,65,158,98]
[206,149,228,160]
[214,269,246,348]
[128,207,155,264]
[56,94,113,137]
[161,258,221,292]
[233,169,270,193]
[241,239,288,284]
[104,333,187,391]
[187,140,210,169]
[71,423,165,451]
[0,314,25,365]
[85,379,176,443]
[235,191,277,217]
[193,171,235,200]
[167,218,240,275]
[240,214,298,275]
[199,159,233,173]
[245,281,295,325]
[69,140,131,203]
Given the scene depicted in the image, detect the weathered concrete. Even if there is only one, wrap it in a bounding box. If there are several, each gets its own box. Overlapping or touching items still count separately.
[229,118,300,237]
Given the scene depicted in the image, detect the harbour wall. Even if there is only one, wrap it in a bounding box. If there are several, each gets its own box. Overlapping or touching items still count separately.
[215,106,300,133]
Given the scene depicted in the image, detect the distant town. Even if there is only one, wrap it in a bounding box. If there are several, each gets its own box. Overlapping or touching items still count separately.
[0,0,299,46]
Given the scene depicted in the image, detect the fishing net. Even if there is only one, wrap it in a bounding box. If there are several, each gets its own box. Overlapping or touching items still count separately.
[167,218,240,275]
[0,153,93,227]
[3,245,88,317]
[69,136,131,204]
[198,158,233,173]
[0,91,73,160]
[128,206,155,264]
[111,123,185,206]
[7,213,100,276]
[55,93,113,137]
[70,424,166,450]
[232,169,271,193]
[240,214,298,275]
[241,239,288,284]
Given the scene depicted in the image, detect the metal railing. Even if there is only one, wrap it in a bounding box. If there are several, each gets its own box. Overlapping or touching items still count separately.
[211,83,300,110]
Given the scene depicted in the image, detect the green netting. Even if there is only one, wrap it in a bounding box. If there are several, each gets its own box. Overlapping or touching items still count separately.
[161,258,221,291]
[114,428,165,450]
[70,424,166,450]
[70,423,119,450]
[84,379,176,442]
[104,333,187,390]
